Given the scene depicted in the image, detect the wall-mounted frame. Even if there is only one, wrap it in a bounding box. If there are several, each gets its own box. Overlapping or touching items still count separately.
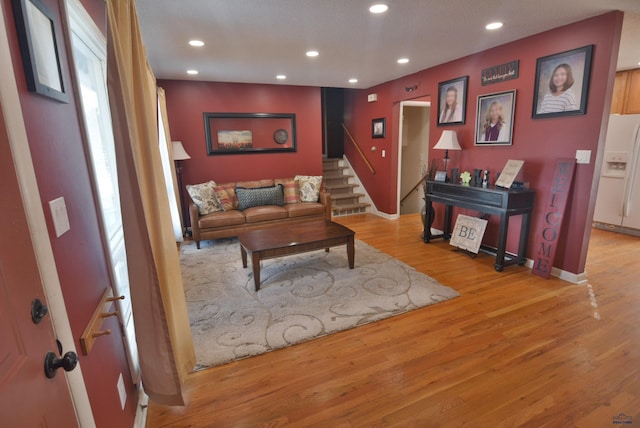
[437,76,467,126]
[532,45,593,119]
[204,112,297,155]
[372,117,386,138]
[475,90,516,146]
[12,0,68,103]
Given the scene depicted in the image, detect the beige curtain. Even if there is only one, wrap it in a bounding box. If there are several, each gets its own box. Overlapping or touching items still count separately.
[158,87,184,233]
[106,0,195,405]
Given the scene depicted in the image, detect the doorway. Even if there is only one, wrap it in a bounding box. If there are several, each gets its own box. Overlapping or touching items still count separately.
[398,101,430,215]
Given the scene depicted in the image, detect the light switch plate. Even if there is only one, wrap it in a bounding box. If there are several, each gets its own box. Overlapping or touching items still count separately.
[117,372,126,410]
[49,197,70,238]
[382,149,386,158]
[576,150,591,165]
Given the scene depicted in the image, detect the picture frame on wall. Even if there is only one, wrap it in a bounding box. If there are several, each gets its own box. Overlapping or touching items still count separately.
[437,76,468,126]
[475,90,516,146]
[372,117,386,138]
[532,45,593,119]
[12,0,69,103]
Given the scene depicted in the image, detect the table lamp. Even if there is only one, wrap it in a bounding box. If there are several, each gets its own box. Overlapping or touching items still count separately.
[433,130,462,177]
[172,141,191,236]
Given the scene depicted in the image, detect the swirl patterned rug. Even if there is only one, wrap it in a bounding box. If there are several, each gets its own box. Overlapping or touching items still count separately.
[181,238,459,370]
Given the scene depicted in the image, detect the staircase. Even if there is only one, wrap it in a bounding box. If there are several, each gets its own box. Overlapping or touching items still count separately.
[323,158,371,216]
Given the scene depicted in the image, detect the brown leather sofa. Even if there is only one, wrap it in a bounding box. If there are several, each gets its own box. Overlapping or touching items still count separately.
[189,178,331,249]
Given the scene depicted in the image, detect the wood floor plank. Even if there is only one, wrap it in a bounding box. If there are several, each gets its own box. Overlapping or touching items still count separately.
[147,214,640,427]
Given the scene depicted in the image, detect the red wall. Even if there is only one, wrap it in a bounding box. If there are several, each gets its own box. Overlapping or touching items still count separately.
[159,80,323,186]
[344,12,623,275]
[3,0,137,425]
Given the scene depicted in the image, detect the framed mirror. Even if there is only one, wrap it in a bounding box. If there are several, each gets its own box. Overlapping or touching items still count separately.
[204,112,297,155]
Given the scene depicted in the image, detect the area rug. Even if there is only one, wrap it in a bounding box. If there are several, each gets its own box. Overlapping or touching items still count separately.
[180,238,459,370]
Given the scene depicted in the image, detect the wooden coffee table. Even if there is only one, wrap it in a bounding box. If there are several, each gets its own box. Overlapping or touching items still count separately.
[238,220,355,291]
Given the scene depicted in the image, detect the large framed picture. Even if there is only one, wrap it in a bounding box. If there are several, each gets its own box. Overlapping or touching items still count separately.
[532,45,593,119]
[475,90,516,146]
[12,0,68,103]
[437,76,468,126]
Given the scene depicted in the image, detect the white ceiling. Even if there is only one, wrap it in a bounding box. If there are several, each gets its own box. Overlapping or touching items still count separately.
[136,0,640,89]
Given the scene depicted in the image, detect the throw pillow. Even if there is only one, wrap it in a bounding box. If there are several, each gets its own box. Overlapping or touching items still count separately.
[236,184,284,210]
[214,183,239,211]
[281,179,300,204]
[295,175,323,202]
[185,180,220,215]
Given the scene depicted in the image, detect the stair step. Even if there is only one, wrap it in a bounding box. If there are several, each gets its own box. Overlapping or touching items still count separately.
[332,202,371,216]
[330,193,365,201]
[323,166,348,174]
[324,183,359,192]
[324,173,352,180]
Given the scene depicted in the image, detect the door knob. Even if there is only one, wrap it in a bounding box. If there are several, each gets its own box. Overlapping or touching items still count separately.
[44,351,78,379]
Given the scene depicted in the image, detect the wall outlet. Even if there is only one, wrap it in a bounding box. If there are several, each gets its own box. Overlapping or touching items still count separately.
[576,150,591,164]
[49,197,70,238]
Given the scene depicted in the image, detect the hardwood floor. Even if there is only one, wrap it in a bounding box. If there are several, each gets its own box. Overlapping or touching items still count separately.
[147,214,640,427]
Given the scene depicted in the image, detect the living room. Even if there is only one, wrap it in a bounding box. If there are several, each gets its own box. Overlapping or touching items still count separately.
[1,0,639,426]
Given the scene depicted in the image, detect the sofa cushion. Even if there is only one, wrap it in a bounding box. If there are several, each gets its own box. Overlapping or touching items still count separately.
[214,183,238,211]
[186,180,221,215]
[198,210,246,229]
[236,179,275,189]
[236,184,284,210]
[244,206,288,223]
[286,202,325,218]
[277,179,300,204]
[295,175,323,202]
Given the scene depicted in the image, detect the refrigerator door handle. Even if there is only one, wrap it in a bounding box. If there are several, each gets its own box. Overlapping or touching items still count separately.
[623,124,640,218]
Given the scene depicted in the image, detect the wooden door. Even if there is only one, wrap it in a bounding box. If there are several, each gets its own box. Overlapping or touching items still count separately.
[0,97,78,426]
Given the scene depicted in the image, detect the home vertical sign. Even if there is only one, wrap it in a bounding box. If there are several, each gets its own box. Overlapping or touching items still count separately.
[532,158,576,279]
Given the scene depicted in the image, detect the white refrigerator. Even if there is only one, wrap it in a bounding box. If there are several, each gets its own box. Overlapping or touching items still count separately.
[593,114,640,236]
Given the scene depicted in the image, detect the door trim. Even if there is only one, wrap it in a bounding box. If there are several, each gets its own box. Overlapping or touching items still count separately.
[0,3,95,427]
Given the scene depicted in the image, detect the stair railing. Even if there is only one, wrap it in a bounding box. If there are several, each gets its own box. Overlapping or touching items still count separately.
[400,172,430,206]
[341,123,376,175]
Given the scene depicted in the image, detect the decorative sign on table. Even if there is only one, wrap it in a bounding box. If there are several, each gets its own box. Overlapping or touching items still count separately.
[495,159,525,189]
[481,60,519,86]
[532,158,576,279]
[450,214,488,254]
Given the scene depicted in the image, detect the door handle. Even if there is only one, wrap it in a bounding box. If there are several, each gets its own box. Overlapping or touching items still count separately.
[44,349,78,379]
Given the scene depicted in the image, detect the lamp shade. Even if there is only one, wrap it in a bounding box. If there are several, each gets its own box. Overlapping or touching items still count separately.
[433,130,462,151]
[172,141,191,160]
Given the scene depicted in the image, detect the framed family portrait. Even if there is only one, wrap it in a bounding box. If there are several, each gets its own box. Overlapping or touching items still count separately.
[475,90,516,146]
[532,45,593,119]
[12,0,68,103]
[372,117,386,138]
[437,76,468,126]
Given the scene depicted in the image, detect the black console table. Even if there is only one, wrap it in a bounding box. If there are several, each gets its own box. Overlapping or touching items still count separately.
[424,181,535,271]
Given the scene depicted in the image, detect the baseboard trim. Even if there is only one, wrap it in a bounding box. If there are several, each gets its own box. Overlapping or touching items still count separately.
[523,259,588,284]
[133,383,149,428]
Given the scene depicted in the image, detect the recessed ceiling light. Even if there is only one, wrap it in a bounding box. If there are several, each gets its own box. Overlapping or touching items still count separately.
[349,78,358,84]
[306,50,319,57]
[486,22,503,30]
[276,75,287,80]
[188,40,205,47]
[186,70,198,75]
[397,58,409,64]
[369,4,388,14]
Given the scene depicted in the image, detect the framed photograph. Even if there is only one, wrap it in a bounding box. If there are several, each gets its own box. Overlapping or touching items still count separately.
[532,45,593,119]
[475,90,516,146]
[12,0,68,103]
[437,76,468,126]
[372,117,386,138]
[204,112,296,155]
[434,171,447,182]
